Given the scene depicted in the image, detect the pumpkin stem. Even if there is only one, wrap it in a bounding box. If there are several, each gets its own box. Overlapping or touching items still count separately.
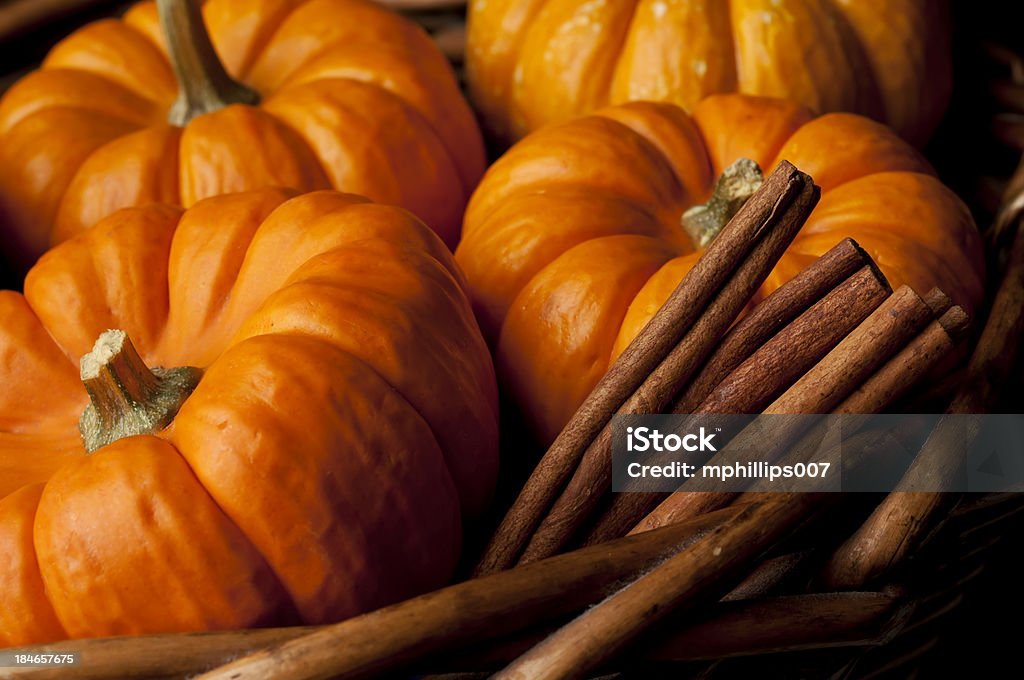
[78,330,202,453]
[157,0,260,126]
[682,158,765,248]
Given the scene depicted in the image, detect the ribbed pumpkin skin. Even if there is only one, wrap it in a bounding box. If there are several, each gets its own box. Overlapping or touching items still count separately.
[0,0,484,270]
[0,189,499,645]
[456,95,983,444]
[466,0,951,147]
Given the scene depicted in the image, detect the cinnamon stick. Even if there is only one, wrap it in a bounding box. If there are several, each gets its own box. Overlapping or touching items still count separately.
[823,166,1024,589]
[921,287,953,317]
[420,590,904,673]
[494,497,818,680]
[832,306,968,414]
[674,239,883,413]
[821,420,969,589]
[474,161,817,575]
[765,285,936,414]
[583,262,890,545]
[515,174,819,565]
[631,285,941,534]
[688,266,891,414]
[181,508,742,680]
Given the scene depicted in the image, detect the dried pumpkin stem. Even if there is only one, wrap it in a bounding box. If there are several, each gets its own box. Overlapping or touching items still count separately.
[682,158,765,248]
[79,330,201,453]
[157,0,260,126]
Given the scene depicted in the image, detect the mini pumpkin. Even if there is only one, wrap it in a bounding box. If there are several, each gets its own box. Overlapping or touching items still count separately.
[0,188,498,644]
[467,0,951,147]
[456,94,983,443]
[0,0,484,271]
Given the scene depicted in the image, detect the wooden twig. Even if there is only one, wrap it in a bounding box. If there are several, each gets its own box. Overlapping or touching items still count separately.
[473,162,817,575]
[494,497,818,680]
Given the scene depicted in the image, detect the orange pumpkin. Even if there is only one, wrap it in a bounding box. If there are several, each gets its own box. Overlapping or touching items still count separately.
[456,94,983,443]
[0,0,484,271]
[466,0,951,147]
[0,188,498,644]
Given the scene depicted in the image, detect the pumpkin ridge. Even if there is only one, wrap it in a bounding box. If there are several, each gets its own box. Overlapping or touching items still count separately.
[124,445,302,628]
[52,126,183,246]
[34,436,301,635]
[254,106,334,194]
[693,94,816,179]
[602,0,645,107]
[175,105,331,209]
[157,188,299,364]
[592,103,712,213]
[483,114,687,224]
[483,191,684,333]
[0,293,85,418]
[813,0,885,119]
[723,0,740,95]
[267,77,468,206]
[246,0,438,94]
[0,484,67,645]
[214,196,457,332]
[802,170,985,306]
[43,18,178,106]
[225,0,316,84]
[0,434,86,504]
[224,238,498,515]
[169,333,462,623]
[0,70,159,135]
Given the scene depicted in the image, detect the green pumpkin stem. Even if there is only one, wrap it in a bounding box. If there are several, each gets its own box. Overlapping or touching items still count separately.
[157,0,260,126]
[682,158,765,248]
[78,330,201,453]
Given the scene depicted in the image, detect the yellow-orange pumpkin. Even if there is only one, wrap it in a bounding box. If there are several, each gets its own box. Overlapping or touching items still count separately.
[456,94,983,443]
[467,0,951,147]
[0,0,484,271]
[0,188,498,644]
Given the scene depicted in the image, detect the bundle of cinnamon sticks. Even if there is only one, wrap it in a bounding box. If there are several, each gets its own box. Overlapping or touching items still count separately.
[474,161,970,577]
